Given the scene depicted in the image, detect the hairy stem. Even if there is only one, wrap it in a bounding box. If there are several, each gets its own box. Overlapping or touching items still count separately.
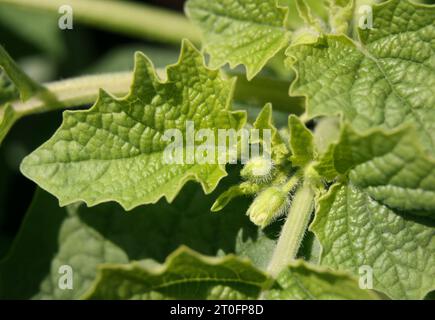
[0,0,201,45]
[267,182,314,278]
[0,45,45,100]
[11,72,133,117]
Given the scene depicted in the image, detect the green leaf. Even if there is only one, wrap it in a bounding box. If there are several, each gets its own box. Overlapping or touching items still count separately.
[20,40,246,210]
[313,144,339,181]
[84,247,270,300]
[234,229,276,271]
[287,0,435,154]
[311,183,435,299]
[312,116,340,154]
[327,0,354,34]
[211,182,259,212]
[289,115,315,167]
[265,260,379,299]
[253,103,289,164]
[316,126,435,219]
[3,186,382,300]
[185,0,291,80]
[84,250,377,300]
[278,0,328,30]
[295,0,323,32]
[253,104,277,133]
[212,185,246,212]
[311,124,435,299]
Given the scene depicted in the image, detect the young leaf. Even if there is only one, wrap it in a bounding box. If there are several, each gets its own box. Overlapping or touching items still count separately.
[311,183,435,300]
[316,126,435,219]
[289,115,315,167]
[253,103,289,164]
[20,40,246,210]
[265,260,379,300]
[312,144,339,181]
[83,246,270,300]
[295,0,323,32]
[211,182,259,212]
[327,0,354,34]
[185,0,291,80]
[287,0,435,154]
[279,0,328,30]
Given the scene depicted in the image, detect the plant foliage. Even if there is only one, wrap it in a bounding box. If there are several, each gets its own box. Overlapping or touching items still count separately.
[0,0,433,300]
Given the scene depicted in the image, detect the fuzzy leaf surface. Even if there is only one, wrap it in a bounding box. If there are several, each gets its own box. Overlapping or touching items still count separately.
[315,126,435,219]
[287,0,435,154]
[311,183,435,299]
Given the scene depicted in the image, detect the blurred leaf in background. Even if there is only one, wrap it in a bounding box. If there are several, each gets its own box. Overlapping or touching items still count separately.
[0,5,66,59]
[0,168,276,299]
[86,44,179,74]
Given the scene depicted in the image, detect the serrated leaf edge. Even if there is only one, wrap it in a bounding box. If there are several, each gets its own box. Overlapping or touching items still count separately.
[20,39,246,210]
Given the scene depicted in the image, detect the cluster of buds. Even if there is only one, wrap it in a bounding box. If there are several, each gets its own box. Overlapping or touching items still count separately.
[241,153,305,229]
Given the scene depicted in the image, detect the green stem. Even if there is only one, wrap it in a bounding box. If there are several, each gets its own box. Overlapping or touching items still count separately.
[267,182,314,278]
[0,45,44,100]
[0,0,201,45]
[11,72,133,117]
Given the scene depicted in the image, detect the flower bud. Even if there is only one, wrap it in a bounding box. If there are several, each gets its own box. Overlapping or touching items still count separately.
[247,186,289,228]
[241,156,274,183]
